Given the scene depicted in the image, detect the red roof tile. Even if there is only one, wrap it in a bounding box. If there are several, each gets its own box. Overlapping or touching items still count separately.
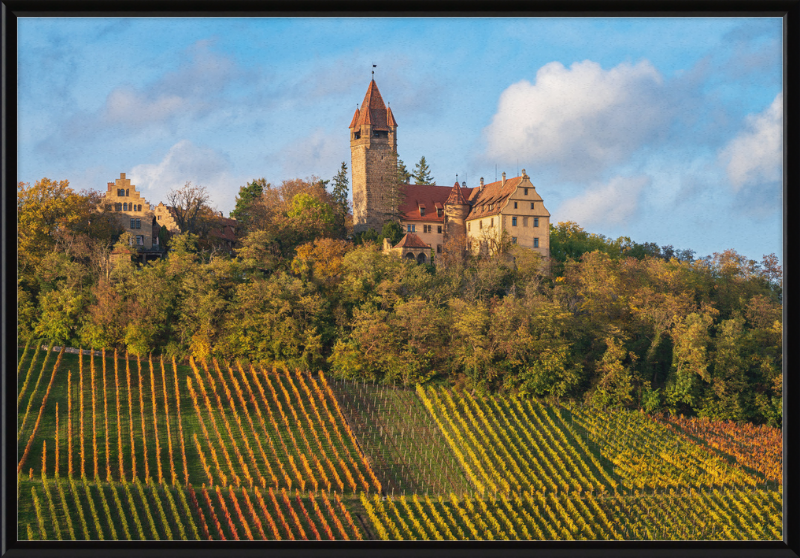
[445,180,468,205]
[399,183,476,222]
[352,80,395,131]
[386,105,397,127]
[466,176,524,219]
[394,233,430,249]
[349,108,360,128]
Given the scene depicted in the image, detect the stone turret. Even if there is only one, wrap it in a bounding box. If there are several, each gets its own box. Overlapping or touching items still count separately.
[350,79,399,233]
[443,179,470,249]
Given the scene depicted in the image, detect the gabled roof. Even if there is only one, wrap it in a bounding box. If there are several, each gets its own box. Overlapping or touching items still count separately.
[466,176,525,219]
[394,233,430,249]
[398,183,476,222]
[351,80,396,131]
[445,180,468,205]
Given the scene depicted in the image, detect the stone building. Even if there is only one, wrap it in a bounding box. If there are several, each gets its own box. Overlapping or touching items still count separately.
[350,80,399,233]
[382,233,431,264]
[102,173,162,252]
[350,79,551,260]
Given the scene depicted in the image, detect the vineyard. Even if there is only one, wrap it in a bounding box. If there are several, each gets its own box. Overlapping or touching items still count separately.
[18,343,782,541]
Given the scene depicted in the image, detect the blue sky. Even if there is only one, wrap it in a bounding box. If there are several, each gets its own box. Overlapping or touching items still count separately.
[18,17,783,263]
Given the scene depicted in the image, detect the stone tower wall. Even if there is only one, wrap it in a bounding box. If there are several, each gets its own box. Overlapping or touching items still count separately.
[351,129,398,233]
[444,203,470,248]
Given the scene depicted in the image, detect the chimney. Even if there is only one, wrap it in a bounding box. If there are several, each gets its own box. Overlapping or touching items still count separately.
[501,172,506,186]
[462,182,466,187]
[120,172,126,179]
[107,182,114,192]
[479,177,484,191]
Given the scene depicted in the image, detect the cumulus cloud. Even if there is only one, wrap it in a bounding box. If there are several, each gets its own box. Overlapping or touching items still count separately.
[557,175,650,227]
[719,92,782,192]
[483,60,670,180]
[128,140,236,212]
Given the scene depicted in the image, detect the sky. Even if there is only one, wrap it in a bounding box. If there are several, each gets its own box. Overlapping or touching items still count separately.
[17,17,783,263]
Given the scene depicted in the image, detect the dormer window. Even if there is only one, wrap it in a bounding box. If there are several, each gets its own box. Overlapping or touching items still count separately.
[420,206,426,216]
[437,208,443,217]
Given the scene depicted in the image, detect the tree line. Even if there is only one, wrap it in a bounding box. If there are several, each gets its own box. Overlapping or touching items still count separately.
[17,172,782,426]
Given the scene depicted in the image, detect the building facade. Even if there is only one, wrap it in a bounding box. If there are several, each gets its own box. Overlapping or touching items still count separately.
[350,79,551,260]
[102,173,160,250]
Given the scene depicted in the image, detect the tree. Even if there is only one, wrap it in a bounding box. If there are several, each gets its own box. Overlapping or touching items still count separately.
[165,181,212,236]
[411,156,434,185]
[231,178,268,230]
[330,162,350,237]
[397,158,411,183]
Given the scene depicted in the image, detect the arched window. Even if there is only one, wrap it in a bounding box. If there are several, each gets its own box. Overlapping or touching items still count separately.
[416,252,427,264]
[125,189,129,196]
[123,203,128,211]
[404,252,415,260]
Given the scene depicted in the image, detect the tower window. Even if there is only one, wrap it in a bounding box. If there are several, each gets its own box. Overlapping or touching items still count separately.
[354,131,361,140]
[534,238,539,248]
[512,217,517,226]
[534,217,539,227]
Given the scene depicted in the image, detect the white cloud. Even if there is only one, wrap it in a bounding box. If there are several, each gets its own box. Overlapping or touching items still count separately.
[484,60,669,179]
[557,175,650,227]
[719,92,782,192]
[128,140,236,212]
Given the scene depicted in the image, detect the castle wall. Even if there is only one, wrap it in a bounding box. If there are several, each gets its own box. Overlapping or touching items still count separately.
[351,135,398,233]
[102,173,156,249]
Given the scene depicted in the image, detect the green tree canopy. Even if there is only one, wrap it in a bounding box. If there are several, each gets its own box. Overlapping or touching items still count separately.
[411,156,435,185]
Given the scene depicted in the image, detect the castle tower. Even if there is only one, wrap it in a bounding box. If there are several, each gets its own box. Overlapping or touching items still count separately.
[350,79,398,233]
[443,179,470,250]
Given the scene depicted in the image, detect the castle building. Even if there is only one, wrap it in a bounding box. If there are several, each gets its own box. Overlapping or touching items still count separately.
[350,79,550,260]
[102,173,161,250]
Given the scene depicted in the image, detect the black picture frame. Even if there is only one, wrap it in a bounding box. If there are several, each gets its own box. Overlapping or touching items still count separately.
[2,2,797,558]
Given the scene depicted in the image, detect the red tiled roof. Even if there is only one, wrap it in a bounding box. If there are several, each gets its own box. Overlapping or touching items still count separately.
[466,176,524,219]
[210,216,238,243]
[349,108,360,128]
[394,233,430,249]
[445,180,468,205]
[399,183,476,222]
[352,80,395,131]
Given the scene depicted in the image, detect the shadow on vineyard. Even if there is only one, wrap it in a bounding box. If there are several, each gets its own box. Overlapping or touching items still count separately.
[17,344,782,541]
[329,378,471,497]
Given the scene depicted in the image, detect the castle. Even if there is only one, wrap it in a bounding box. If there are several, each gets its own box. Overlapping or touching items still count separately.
[350,79,551,263]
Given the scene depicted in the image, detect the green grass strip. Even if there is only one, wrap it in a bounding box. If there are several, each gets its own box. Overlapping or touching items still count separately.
[123,481,146,539]
[17,337,33,376]
[40,473,62,539]
[109,482,132,539]
[54,475,76,540]
[31,485,48,540]
[175,484,201,540]
[18,343,53,437]
[95,480,118,539]
[161,482,187,540]
[17,339,43,404]
[147,478,174,539]
[81,476,105,540]
[68,475,90,539]
[134,477,160,540]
